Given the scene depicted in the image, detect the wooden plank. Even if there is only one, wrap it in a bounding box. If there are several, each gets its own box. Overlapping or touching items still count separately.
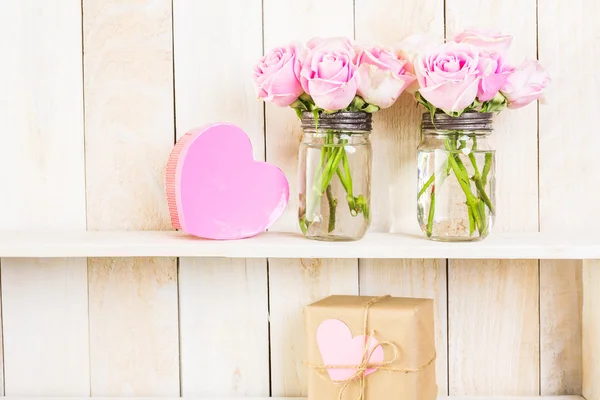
[263,0,354,232]
[449,260,539,395]
[359,259,448,394]
[268,258,359,396]
[1,230,600,259]
[538,0,597,394]
[178,259,269,396]
[172,0,269,395]
[353,0,446,394]
[262,1,356,396]
[445,0,540,395]
[540,261,582,395]
[2,259,89,396]
[83,0,179,395]
[354,0,444,232]
[0,0,88,395]
[583,260,600,400]
[0,397,586,400]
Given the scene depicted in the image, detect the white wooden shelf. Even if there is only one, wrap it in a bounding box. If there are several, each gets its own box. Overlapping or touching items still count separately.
[0,396,582,400]
[0,230,598,259]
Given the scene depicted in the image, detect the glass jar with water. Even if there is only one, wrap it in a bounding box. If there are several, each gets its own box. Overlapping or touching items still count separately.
[417,112,496,241]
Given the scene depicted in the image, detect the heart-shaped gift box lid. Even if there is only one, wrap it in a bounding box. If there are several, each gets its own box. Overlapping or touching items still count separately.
[165,123,289,240]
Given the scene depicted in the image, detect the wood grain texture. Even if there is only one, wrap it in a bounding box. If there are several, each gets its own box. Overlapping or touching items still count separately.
[0,0,88,395]
[83,0,179,395]
[354,0,447,394]
[172,0,264,160]
[540,261,582,395]
[2,259,89,396]
[538,0,598,394]
[0,396,585,400]
[2,230,599,259]
[449,260,539,395]
[263,0,354,232]
[172,0,268,395]
[583,260,600,400]
[178,259,269,396]
[359,259,448,394]
[268,258,359,396]
[445,0,540,395]
[262,1,358,396]
[354,0,444,232]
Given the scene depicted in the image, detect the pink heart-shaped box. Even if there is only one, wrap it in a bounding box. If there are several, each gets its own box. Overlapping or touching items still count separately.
[165,123,289,240]
[316,319,384,382]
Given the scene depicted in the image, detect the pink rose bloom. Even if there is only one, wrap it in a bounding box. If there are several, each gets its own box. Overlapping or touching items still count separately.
[306,36,355,54]
[356,46,416,108]
[300,37,358,111]
[394,34,439,93]
[501,60,550,109]
[253,44,304,107]
[454,28,513,55]
[476,50,513,101]
[414,42,480,112]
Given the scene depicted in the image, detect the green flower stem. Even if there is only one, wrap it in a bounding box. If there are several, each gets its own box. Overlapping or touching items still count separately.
[341,150,356,212]
[418,174,436,199]
[418,159,451,199]
[299,215,309,235]
[304,132,370,233]
[342,150,353,194]
[321,146,345,193]
[467,150,495,216]
[482,152,492,189]
[421,133,494,239]
[472,173,495,214]
[467,206,476,235]
[468,139,495,215]
[336,168,351,194]
[426,185,436,237]
[444,138,484,234]
[304,134,334,224]
[419,150,455,237]
[468,152,481,176]
[304,140,345,228]
[478,195,488,236]
[325,184,337,233]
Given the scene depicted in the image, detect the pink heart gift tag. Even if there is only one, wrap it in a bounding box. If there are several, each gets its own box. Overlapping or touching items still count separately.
[316,319,384,382]
[165,123,289,239]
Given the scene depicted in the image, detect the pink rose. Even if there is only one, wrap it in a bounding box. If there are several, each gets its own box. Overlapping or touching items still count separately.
[306,37,355,54]
[414,42,480,112]
[253,44,304,107]
[453,28,513,55]
[356,46,416,108]
[476,50,513,101]
[501,60,550,109]
[300,37,358,111]
[394,34,439,93]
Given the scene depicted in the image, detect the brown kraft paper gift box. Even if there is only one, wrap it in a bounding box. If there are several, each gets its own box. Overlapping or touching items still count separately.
[305,295,437,400]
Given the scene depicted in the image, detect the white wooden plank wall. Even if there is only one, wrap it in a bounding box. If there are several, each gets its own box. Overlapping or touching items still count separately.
[262,2,358,396]
[0,0,596,396]
[173,0,270,395]
[539,0,597,396]
[445,0,540,394]
[83,0,179,395]
[0,0,89,396]
[353,0,448,394]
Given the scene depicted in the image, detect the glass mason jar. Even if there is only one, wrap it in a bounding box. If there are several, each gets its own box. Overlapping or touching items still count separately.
[298,111,373,241]
[417,112,496,241]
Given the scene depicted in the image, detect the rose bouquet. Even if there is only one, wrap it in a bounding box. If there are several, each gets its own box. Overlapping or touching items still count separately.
[404,29,551,240]
[254,37,415,240]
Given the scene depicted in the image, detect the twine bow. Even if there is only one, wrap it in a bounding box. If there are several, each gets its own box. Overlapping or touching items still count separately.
[309,295,437,400]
